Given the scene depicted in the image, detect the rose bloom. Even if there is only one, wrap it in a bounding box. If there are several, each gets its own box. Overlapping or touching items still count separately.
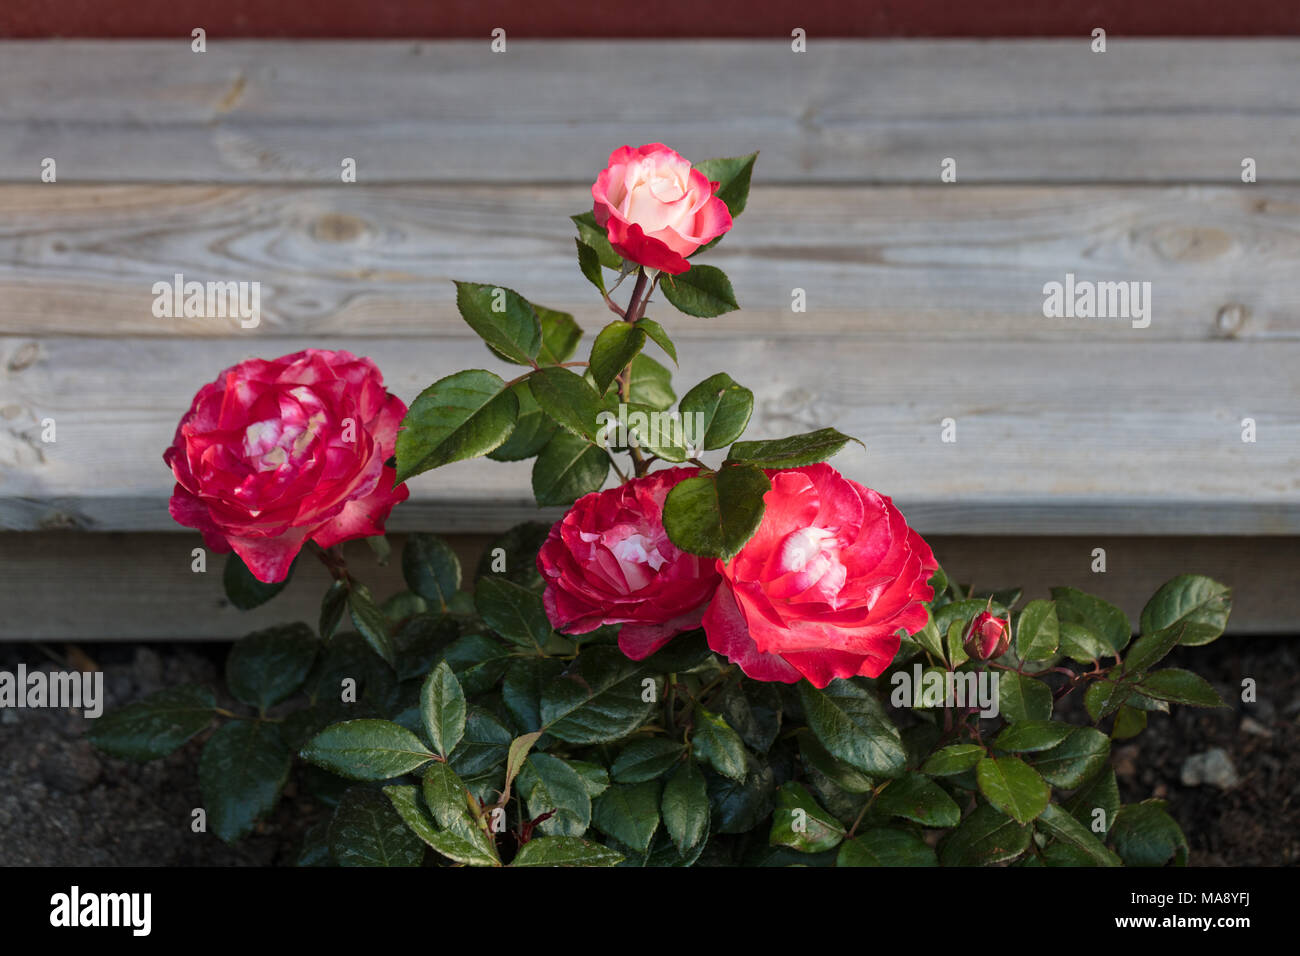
[965,611,1011,660]
[591,143,733,275]
[537,468,721,660]
[164,349,409,583]
[702,463,938,688]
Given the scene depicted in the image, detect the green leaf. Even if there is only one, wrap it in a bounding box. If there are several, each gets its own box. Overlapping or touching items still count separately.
[1065,766,1120,836]
[660,264,738,317]
[1015,600,1059,662]
[575,238,606,295]
[531,430,609,507]
[540,647,654,744]
[527,365,602,440]
[589,321,646,395]
[875,772,961,827]
[997,672,1053,723]
[976,757,1050,824]
[401,534,461,610]
[300,719,434,780]
[487,382,556,461]
[518,753,592,836]
[939,801,1031,866]
[198,720,291,843]
[503,730,543,792]
[611,738,687,784]
[568,760,610,799]
[475,575,552,652]
[1029,726,1110,789]
[347,583,395,666]
[661,463,771,560]
[708,753,776,834]
[502,658,566,733]
[329,786,424,867]
[1084,679,1133,722]
[727,427,856,469]
[454,280,542,366]
[1120,622,1185,678]
[319,580,348,640]
[1051,586,1131,654]
[694,152,758,220]
[571,211,621,270]
[1139,575,1231,647]
[420,661,467,758]
[225,623,318,712]
[837,828,937,867]
[87,685,215,761]
[535,306,582,366]
[1058,620,1114,664]
[395,369,517,481]
[661,760,710,854]
[1036,803,1121,866]
[692,706,747,781]
[1111,704,1148,740]
[993,720,1074,754]
[770,781,844,853]
[1110,801,1189,866]
[421,761,476,832]
[223,551,292,609]
[385,783,491,865]
[447,708,512,777]
[626,354,676,410]
[442,633,511,697]
[593,781,661,852]
[636,317,677,364]
[922,743,985,776]
[678,373,753,451]
[512,836,623,867]
[800,679,907,779]
[1137,668,1225,708]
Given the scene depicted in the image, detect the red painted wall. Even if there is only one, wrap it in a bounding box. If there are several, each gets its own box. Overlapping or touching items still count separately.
[5,0,1299,38]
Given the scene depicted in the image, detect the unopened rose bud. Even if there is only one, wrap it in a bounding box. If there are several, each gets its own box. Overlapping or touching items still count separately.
[965,611,1011,660]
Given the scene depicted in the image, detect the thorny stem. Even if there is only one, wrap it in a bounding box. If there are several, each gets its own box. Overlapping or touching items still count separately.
[314,543,351,585]
[616,268,655,478]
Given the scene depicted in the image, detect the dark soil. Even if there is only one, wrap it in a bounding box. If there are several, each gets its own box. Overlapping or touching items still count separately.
[0,637,1295,866]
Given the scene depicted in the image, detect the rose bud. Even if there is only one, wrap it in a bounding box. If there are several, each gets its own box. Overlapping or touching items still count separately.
[591,143,733,275]
[536,467,721,660]
[964,611,1012,660]
[701,463,938,689]
[163,349,409,583]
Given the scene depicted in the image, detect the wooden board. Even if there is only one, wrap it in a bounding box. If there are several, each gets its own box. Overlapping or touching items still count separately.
[3,334,1297,535]
[2,183,1298,341]
[1,40,1299,184]
[3,532,1293,641]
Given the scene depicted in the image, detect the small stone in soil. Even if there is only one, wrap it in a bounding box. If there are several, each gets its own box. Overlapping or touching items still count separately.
[1180,747,1240,790]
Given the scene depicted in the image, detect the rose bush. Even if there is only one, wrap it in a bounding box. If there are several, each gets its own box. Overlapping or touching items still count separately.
[163,348,408,583]
[93,144,1234,870]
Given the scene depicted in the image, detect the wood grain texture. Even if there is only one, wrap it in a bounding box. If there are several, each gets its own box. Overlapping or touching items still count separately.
[1,183,1297,340]
[1,532,1293,640]
[1,40,1299,183]
[3,334,1297,535]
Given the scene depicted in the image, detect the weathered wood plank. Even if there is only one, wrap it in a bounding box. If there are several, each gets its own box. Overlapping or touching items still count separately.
[1,184,1295,340]
[3,335,1297,535]
[1,40,1298,183]
[2,532,1293,640]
